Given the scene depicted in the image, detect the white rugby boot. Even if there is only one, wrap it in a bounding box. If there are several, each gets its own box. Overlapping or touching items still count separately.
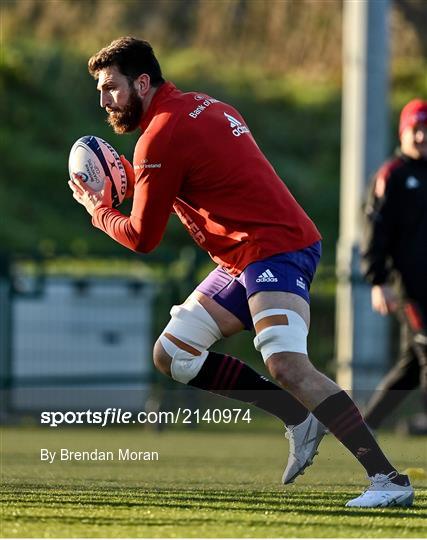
[282,412,327,484]
[346,471,414,508]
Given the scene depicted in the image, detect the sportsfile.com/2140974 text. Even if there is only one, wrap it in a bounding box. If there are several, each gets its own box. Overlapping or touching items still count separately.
[40,408,253,427]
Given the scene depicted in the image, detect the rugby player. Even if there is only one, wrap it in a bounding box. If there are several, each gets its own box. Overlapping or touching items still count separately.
[69,37,414,507]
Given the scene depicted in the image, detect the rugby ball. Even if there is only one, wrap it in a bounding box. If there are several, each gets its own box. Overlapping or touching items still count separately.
[68,135,127,208]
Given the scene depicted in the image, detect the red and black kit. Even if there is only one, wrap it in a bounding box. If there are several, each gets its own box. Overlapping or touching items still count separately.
[361,152,427,429]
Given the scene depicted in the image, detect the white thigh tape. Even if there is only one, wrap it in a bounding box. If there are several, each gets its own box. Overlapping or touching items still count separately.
[253,309,308,362]
[165,296,223,351]
[159,297,222,383]
[252,308,306,326]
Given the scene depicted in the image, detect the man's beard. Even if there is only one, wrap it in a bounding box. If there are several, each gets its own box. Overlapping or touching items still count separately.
[107,88,143,134]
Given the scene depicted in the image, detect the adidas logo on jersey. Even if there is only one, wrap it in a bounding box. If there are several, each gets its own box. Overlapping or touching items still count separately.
[224,112,250,137]
[256,269,278,283]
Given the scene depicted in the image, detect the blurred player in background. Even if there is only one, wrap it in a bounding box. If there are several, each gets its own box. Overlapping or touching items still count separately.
[361,99,427,435]
[69,37,414,507]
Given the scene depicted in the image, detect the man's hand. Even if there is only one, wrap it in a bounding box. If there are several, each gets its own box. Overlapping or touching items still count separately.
[371,284,398,315]
[120,154,135,199]
[68,174,113,216]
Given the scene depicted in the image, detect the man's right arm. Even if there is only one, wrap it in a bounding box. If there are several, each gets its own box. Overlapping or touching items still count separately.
[360,162,398,285]
[92,119,186,253]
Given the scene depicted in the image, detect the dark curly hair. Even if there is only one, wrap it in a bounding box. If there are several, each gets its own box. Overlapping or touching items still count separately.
[88,37,165,86]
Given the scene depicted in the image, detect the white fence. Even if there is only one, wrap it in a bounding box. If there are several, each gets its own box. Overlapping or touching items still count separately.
[9,277,155,411]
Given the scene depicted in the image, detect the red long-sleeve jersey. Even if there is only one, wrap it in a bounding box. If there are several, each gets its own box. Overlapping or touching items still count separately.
[92,82,321,276]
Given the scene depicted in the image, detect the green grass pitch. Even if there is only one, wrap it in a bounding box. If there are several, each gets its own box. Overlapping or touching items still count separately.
[1,426,426,538]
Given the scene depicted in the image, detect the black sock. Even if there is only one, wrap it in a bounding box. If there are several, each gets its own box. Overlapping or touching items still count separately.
[312,391,395,477]
[188,351,309,425]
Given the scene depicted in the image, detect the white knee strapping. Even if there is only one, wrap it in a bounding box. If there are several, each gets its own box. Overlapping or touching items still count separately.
[159,297,223,384]
[253,309,308,362]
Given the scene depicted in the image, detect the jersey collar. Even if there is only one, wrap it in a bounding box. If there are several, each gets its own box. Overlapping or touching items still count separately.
[399,149,427,165]
[139,81,177,132]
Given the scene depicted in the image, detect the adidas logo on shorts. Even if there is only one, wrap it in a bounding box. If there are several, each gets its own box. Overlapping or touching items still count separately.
[296,277,306,290]
[256,269,278,283]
